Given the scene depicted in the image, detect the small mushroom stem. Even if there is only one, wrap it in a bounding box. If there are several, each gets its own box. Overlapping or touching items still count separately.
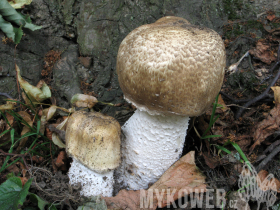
[68,158,115,197]
[115,109,190,190]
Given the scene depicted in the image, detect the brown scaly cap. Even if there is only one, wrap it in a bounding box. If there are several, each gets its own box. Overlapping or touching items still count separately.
[117,16,226,116]
[66,111,121,173]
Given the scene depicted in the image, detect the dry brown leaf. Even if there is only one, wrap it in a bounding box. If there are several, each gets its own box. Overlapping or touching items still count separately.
[16,111,33,152]
[104,189,154,210]
[17,111,33,126]
[104,151,206,209]
[249,39,277,65]
[267,14,276,21]
[150,151,206,208]
[32,155,44,164]
[251,103,280,152]
[71,93,98,108]
[0,102,14,110]
[0,119,5,132]
[217,94,229,112]
[6,163,20,175]
[5,112,14,130]
[54,151,68,172]
[18,162,28,178]
[45,127,52,140]
[20,177,28,186]
[271,86,280,104]
[257,170,280,192]
[202,152,220,169]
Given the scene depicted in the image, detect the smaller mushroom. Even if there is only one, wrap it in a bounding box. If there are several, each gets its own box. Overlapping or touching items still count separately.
[66,111,121,197]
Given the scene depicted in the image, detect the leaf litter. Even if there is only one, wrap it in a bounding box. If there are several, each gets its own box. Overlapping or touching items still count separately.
[2,11,280,210]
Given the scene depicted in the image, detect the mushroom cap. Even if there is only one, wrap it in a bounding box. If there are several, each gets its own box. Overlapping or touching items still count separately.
[117,16,226,116]
[66,111,121,173]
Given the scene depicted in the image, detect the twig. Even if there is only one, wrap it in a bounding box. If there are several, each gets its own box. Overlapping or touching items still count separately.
[0,149,29,169]
[255,139,280,162]
[235,67,280,119]
[220,91,250,104]
[0,92,14,99]
[256,143,280,172]
[47,124,65,142]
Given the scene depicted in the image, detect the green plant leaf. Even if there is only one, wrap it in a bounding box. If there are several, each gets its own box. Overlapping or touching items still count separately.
[201,134,222,139]
[24,21,42,31]
[230,142,250,164]
[202,94,220,138]
[13,26,23,44]
[0,0,41,44]
[0,0,26,26]
[29,193,49,210]
[214,145,231,154]
[0,14,14,39]
[0,177,32,210]
[0,128,15,173]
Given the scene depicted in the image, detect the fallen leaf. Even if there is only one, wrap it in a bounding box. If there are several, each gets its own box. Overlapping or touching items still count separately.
[16,111,33,152]
[0,101,15,110]
[251,103,280,152]
[32,155,44,164]
[45,127,52,140]
[6,164,20,175]
[217,94,229,112]
[202,152,220,169]
[54,151,67,172]
[39,108,49,136]
[19,177,29,186]
[249,39,277,65]
[267,14,276,21]
[71,94,98,109]
[16,65,51,105]
[104,151,206,209]
[103,189,149,210]
[8,0,32,9]
[271,86,280,104]
[51,118,68,148]
[0,119,5,132]
[17,162,28,178]
[5,113,14,130]
[257,170,280,192]
[150,151,206,208]
[47,105,57,121]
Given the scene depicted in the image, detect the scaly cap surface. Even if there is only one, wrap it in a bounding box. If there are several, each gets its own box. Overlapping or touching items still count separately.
[117,16,226,116]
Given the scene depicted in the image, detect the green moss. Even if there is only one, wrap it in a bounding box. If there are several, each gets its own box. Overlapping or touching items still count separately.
[271,22,280,28]
[222,0,243,20]
[246,20,263,30]
[224,24,244,39]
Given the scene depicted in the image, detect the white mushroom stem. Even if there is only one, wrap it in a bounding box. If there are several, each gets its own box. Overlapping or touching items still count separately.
[68,158,114,197]
[116,109,190,190]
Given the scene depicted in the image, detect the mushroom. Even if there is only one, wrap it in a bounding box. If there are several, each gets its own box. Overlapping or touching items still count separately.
[66,111,121,197]
[115,16,226,190]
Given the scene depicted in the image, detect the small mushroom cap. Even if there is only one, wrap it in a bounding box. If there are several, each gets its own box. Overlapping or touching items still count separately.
[66,111,121,173]
[117,16,226,116]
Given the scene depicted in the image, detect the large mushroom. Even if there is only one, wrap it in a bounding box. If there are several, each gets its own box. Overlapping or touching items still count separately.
[115,16,226,190]
[66,111,121,197]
